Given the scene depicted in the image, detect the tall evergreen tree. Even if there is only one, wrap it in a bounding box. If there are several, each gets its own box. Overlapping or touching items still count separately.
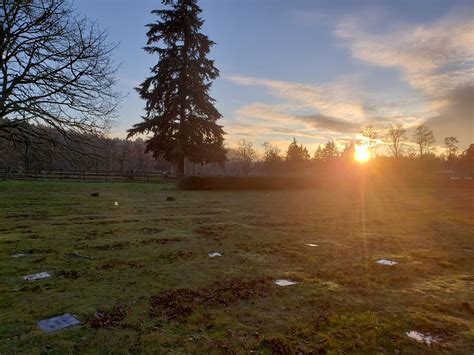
[286,138,310,162]
[128,0,225,176]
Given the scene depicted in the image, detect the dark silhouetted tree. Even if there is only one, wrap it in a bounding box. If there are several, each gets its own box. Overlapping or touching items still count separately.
[0,0,119,145]
[313,145,324,161]
[128,0,225,176]
[263,142,282,175]
[386,124,407,159]
[322,141,338,161]
[235,139,256,176]
[460,144,474,172]
[341,141,356,161]
[444,136,459,159]
[285,138,310,172]
[413,124,435,158]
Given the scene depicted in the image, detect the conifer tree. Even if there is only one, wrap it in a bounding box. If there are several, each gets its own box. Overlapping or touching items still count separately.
[286,138,310,172]
[128,0,225,176]
[286,138,310,162]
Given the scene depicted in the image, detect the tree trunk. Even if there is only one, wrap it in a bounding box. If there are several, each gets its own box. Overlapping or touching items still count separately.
[176,155,185,177]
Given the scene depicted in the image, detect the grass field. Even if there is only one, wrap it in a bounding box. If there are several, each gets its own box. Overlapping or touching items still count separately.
[0,180,473,353]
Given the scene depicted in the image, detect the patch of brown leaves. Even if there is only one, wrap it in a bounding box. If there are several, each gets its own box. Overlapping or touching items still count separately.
[150,278,271,320]
[87,304,129,328]
[141,237,182,245]
[58,270,79,279]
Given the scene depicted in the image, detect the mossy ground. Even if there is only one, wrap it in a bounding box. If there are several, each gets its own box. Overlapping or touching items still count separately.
[0,181,473,353]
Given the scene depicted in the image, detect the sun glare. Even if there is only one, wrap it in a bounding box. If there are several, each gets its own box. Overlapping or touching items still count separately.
[354,144,370,163]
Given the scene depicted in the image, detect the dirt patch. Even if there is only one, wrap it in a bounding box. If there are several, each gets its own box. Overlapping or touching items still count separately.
[150,278,271,320]
[258,337,293,353]
[151,288,200,319]
[90,241,132,250]
[96,262,115,270]
[58,270,79,279]
[141,237,182,245]
[195,223,232,240]
[87,304,129,328]
[161,251,194,263]
[27,248,57,254]
[95,260,144,270]
[140,227,164,235]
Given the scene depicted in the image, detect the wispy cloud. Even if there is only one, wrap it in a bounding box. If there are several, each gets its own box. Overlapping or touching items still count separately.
[227,75,369,122]
[222,8,473,149]
[334,9,474,145]
[224,74,418,147]
[335,10,474,97]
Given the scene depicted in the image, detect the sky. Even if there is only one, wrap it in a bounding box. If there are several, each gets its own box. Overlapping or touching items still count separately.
[75,0,474,153]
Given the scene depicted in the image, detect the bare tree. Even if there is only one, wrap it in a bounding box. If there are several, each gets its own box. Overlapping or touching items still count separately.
[386,124,407,158]
[413,124,436,157]
[360,125,378,154]
[235,139,256,176]
[0,0,120,145]
[444,136,459,158]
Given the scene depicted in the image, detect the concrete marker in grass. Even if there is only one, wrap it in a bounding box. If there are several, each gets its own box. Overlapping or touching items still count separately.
[11,253,29,258]
[406,331,437,345]
[275,279,298,286]
[376,259,398,266]
[23,272,51,281]
[38,314,80,332]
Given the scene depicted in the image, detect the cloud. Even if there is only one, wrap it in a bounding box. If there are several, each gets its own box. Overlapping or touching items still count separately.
[223,8,473,149]
[335,9,474,146]
[226,75,370,121]
[298,114,359,133]
[335,10,474,96]
[428,84,474,145]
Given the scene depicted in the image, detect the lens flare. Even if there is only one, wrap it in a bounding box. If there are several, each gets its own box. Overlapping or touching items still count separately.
[354,144,370,163]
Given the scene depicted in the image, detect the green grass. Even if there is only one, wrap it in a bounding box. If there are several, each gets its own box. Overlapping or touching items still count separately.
[0,180,473,353]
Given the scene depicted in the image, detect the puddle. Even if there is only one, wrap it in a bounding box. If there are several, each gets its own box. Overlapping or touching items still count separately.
[275,279,298,286]
[208,252,222,258]
[306,243,318,247]
[23,272,51,281]
[376,259,398,266]
[406,331,437,345]
[38,314,80,332]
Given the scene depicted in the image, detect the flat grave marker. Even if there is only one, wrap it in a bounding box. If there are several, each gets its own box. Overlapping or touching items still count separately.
[38,314,80,333]
[275,279,298,286]
[376,259,398,266]
[406,331,437,345]
[23,272,51,281]
[11,253,29,258]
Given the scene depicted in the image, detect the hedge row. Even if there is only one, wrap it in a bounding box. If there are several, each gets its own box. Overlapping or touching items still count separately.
[178,176,327,190]
[178,175,473,190]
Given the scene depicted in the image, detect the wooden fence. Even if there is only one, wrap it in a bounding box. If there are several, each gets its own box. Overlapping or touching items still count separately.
[0,169,171,183]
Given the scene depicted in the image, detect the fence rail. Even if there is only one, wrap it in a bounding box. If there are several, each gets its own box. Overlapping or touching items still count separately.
[0,170,171,183]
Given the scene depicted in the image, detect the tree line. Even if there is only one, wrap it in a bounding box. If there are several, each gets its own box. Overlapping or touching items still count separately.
[1,0,473,178]
[1,120,473,177]
[0,125,171,173]
[229,124,474,176]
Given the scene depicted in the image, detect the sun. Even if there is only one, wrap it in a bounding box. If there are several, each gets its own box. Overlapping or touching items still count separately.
[354,144,370,163]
